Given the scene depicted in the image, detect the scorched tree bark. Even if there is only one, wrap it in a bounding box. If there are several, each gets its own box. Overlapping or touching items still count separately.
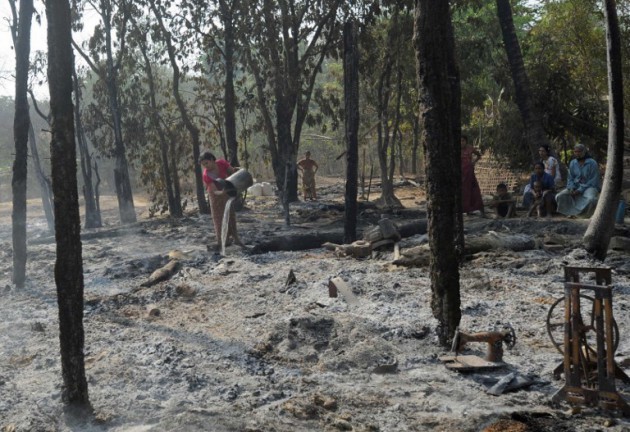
[46,0,91,409]
[414,0,461,346]
[344,20,359,244]
[10,0,33,289]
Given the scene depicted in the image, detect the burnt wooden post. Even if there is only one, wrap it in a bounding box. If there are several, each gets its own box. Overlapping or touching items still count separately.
[343,19,359,244]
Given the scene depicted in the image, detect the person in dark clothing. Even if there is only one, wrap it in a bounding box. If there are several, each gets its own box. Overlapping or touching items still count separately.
[489,183,516,218]
[523,162,556,217]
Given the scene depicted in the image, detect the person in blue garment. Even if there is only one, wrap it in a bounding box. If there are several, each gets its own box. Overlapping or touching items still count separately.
[555,144,600,218]
[522,162,556,217]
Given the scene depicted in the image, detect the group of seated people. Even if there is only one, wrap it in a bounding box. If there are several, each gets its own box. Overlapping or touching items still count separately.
[490,143,601,219]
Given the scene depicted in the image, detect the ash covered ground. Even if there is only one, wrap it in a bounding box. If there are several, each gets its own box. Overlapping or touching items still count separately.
[2,178,630,431]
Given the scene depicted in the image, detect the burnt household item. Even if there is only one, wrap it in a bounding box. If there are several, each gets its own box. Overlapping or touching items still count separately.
[451,325,516,362]
[549,266,630,416]
[214,169,254,197]
[439,325,516,372]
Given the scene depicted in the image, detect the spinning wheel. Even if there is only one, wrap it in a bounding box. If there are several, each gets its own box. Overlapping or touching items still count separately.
[546,294,620,356]
[549,266,630,415]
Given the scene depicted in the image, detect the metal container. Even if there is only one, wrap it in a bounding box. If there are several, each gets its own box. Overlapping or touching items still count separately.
[221,169,254,197]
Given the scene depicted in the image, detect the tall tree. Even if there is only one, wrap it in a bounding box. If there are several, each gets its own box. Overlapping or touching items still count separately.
[495,0,550,159]
[414,0,461,345]
[181,0,242,167]
[218,0,240,167]
[46,0,91,409]
[147,0,209,214]
[241,0,342,201]
[374,4,405,208]
[72,68,102,228]
[583,0,625,260]
[10,0,34,289]
[9,4,55,235]
[359,2,416,208]
[73,0,137,224]
[343,20,359,244]
[27,111,55,232]
[127,12,182,218]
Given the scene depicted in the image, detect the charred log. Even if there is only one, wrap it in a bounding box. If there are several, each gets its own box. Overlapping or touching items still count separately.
[250,219,427,254]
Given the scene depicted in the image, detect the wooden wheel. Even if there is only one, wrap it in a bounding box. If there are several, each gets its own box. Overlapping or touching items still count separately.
[546,294,619,355]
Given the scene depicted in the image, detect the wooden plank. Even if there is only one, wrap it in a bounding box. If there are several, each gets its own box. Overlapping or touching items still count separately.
[439,355,504,372]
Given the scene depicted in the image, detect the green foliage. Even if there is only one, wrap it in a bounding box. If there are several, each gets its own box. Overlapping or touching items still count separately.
[62,0,630,200]
[453,0,628,167]
[527,0,609,153]
[454,1,534,166]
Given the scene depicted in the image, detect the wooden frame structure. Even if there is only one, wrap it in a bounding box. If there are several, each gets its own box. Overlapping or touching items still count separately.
[552,266,630,415]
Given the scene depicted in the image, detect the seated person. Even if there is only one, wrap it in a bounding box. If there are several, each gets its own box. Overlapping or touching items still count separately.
[522,161,556,217]
[527,180,556,218]
[489,183,516,218]
[556,144,600,218]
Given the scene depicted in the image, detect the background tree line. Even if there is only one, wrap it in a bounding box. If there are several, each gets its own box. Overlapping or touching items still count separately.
[3,0,629,224]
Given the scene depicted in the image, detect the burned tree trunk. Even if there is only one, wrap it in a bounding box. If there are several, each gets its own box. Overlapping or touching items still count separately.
[46,0,91,409]
[149,0,209,214]
[584,0,625,260]
[102,6,136,224]
[72,68,102,228]
[221,0,239,168]
[28,121,54,232]
[133,27,182,218]
[414,0,461,346]
[11,0,33,289]
[343,20,359,244]
[375,5,403,209]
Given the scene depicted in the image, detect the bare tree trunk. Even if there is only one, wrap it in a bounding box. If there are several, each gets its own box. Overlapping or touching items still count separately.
[25,91,55,231]
[11,0,33,289]
[495,0,550,159]
[448,14,464,262]
[102,2,136,224]
[28,122,54,232]
[149,0,209,214]
[134,30,182,218]
[70,1,135,224]
[343,20,359,244]
[220,0,239,167]
[376,6,403,208]
[241,0,339,202]
[583,0,625,260]
[46,0,91,409]
[72,69,102,228]
[414,0,461,346]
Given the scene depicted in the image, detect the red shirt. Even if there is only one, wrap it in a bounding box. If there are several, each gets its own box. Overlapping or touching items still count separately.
[202,159,231,188]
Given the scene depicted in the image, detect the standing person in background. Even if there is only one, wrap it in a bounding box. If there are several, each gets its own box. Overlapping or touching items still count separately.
[297,151,319,201]
[555,144,600,218]
[461,135,484,215]
[199,151,244,251]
